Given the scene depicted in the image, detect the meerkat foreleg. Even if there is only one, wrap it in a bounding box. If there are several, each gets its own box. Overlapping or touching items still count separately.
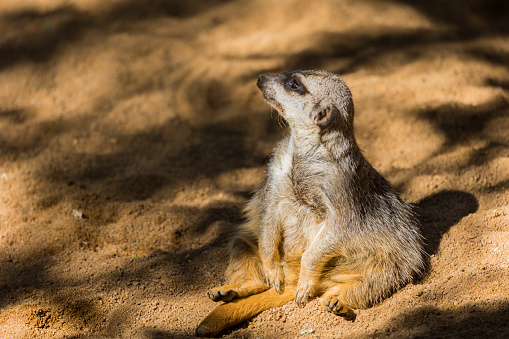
[319,274,364,316]
[295,222,341,307]
[206,222,268,302]
[259,218,284,294]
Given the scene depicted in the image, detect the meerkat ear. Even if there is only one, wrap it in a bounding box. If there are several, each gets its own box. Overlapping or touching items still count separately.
[312,102,338,128]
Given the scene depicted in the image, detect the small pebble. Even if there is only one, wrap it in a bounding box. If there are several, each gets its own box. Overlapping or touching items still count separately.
[72,209,84,219]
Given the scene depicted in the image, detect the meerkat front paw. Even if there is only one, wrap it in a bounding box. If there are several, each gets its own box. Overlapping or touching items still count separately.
[263,263,284,294]
[295,279,317,307]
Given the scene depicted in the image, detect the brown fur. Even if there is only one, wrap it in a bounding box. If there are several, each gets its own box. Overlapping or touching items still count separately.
[196,70,425,337]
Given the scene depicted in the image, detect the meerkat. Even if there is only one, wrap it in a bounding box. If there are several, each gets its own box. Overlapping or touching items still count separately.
[196,70,425,337]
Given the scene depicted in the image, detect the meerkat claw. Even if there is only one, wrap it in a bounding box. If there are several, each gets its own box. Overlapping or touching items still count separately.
[295,289,310,308]
[274,281,282,294]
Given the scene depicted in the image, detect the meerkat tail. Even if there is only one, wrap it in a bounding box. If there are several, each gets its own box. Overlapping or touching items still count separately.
[195,288,295,337]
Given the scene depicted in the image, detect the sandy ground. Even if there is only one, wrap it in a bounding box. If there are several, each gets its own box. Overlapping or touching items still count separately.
[1,0,509,338]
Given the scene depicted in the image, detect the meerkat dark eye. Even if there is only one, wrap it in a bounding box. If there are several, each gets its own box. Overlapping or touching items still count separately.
[285,77,308,94]
[288,78,300,89]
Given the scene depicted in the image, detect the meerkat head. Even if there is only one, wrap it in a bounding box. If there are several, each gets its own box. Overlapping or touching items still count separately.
[257,70,354,133]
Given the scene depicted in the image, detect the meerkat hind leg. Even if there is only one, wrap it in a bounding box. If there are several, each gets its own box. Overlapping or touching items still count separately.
[320,272,364,319]
[323,296,351,314]
[207,229,267,302]
[322,295,357,321]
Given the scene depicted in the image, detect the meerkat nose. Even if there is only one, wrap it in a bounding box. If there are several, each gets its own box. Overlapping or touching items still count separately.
[257,74,267,89]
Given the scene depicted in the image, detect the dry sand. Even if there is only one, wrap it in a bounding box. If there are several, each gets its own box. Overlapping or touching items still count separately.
[0,0,508,338]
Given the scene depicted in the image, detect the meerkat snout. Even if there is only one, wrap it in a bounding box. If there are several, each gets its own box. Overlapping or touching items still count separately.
[256,74,267,89]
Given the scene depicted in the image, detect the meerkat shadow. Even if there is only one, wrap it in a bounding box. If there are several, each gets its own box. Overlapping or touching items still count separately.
[413,190,479,265]
[339,308,357,322]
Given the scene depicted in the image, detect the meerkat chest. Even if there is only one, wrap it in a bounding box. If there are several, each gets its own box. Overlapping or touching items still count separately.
[290,155,330,216]
[266,148,329,249]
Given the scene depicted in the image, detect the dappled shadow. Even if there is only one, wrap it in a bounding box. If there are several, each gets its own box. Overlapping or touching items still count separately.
[386,96,508,194]
[0,108,32,124]
[486,179,509,193]
[487,77,509,91]
[0,0,233,70]
[0,200,238,330]
[377,301,509,338]
[0,196,241,293]
[386,0,509,30]
[276,1,509,74]
[1,0,508,337]
[286,28,453,74]
[288,27,509,76]
[414,190,479,256]
[0,113,92,161]
[414,98,509,178]
[30,114,269,211]
[418,98,509,148]
[0,6,89,70]
[143,328,196,339]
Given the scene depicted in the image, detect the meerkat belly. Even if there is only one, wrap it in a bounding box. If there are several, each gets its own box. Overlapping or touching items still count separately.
[267,142,327,258]
[273,178,325,259]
